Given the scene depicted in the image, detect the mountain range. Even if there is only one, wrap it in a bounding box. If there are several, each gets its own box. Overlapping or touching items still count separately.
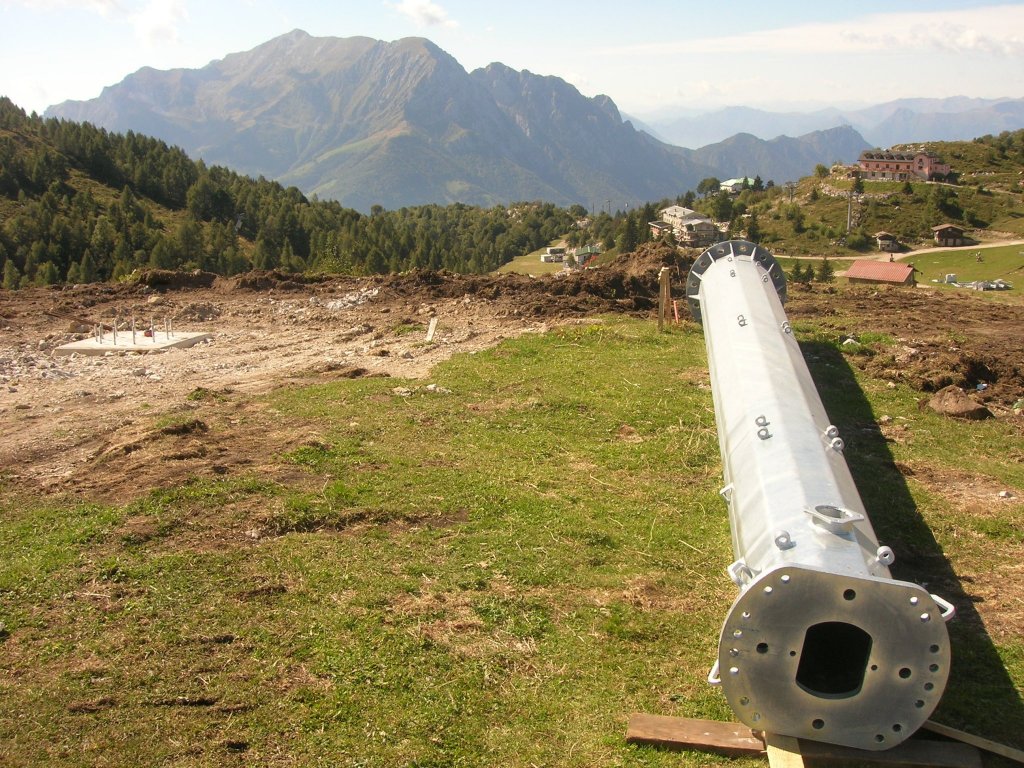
[638,97,1024,150]
[46,30,872,212]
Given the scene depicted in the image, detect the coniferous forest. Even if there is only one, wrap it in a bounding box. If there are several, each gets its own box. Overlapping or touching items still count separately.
[0,97,601,288]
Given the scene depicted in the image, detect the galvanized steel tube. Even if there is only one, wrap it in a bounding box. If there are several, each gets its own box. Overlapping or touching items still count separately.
[686,240,953,751]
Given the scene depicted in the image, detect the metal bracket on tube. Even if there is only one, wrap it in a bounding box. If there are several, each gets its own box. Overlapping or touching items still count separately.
[805,504,864,534]
[931,593,956,622]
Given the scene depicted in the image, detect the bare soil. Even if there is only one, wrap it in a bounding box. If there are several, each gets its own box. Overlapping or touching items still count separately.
[1,243,1022,506]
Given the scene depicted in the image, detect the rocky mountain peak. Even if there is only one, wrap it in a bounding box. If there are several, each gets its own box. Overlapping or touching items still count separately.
[44,31,867,211]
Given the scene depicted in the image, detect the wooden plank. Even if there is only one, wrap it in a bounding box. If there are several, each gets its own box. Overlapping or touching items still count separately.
[766,732,805,768]
[625,714,984,767]
[799,737,981,768]
[625,713,765,756]
[923,720,1024,765]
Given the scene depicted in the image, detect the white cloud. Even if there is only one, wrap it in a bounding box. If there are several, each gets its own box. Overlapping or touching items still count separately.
[390,0,457,29]
[602,5,1024,58]
[2,0,123,12]
[564,71,589,92]
[131,0,187,45]
[3,0,187,44]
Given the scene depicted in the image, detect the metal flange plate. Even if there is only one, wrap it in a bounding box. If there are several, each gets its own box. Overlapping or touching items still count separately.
[717,565,950,751]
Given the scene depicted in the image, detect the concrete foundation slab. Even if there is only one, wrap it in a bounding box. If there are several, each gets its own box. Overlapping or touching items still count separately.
[54,331,213,356]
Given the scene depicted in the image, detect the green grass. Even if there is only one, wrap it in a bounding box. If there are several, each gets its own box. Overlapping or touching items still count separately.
[1,317,1022,766]
[495,238,569,275]
[911,243,1024,288]
[775,256,855,276]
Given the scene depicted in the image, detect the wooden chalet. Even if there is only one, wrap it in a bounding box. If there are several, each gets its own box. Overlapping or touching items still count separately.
[932,223,967,247]
[874,231,899,252]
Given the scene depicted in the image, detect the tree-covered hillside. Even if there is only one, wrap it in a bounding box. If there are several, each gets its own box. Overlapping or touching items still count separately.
[5,94,1024,287]
[0,98,576,288]
[739,132,1024,255]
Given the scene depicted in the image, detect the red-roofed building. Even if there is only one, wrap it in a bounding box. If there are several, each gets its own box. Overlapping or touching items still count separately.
[842,260,916,287]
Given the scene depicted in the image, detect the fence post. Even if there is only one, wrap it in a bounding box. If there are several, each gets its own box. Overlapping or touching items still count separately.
[658,267,670,331]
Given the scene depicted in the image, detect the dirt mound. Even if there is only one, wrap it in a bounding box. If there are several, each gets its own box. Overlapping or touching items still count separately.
[607,241,695,280]
[220,270,329,292]
[376,261,671,315]
[136,269,218,290]
[786,285,1024,409]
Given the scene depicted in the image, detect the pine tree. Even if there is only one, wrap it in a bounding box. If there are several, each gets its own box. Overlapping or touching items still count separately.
[815,258,835,283]
[746,213,760,242]
[616,214,639,253]
[3,259,20,290]
[36,261,59,285]
[251,237,278,270]
[79,250,97,282]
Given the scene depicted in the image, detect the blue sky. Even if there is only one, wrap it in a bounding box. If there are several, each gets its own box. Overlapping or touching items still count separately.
[2,0,1023,116]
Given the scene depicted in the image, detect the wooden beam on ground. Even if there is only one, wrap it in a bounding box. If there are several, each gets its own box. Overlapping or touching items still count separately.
[765,732,805,768]
[799,737,981,768]
[923,720,1024,765]
[626,714,983,767]
[625,713,765,756]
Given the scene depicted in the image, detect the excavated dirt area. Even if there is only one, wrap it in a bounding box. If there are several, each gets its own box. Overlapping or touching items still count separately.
[1,243,1022,506]
[0,250,679,502]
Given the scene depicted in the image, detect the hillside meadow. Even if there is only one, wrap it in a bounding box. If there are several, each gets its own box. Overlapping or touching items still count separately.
[1,315,1022,767]
[910,243,1024,288]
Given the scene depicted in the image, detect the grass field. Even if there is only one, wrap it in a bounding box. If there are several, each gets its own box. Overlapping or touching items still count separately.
[1,318,1022,766]
[495,241,569,275]
[909,243,1024,288]
[775,256,855,277]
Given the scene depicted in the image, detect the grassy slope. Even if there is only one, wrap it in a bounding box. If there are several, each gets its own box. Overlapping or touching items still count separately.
[910,243,1024,287]
[1,316,1022,766]
[753,177,1024,257]
[495,241,569,275]
[748,132,1024,256]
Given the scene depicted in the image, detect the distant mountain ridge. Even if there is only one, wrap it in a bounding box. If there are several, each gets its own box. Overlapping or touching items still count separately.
[642,97,1024,150]
[47,30,868,211]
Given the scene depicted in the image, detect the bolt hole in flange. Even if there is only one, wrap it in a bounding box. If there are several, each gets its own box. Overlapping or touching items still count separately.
[898,667,912,679]
[756,642,769,654]
[812,718,825,730]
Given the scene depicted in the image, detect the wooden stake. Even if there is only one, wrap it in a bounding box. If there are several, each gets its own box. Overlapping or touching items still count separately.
[658,267,670,332]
